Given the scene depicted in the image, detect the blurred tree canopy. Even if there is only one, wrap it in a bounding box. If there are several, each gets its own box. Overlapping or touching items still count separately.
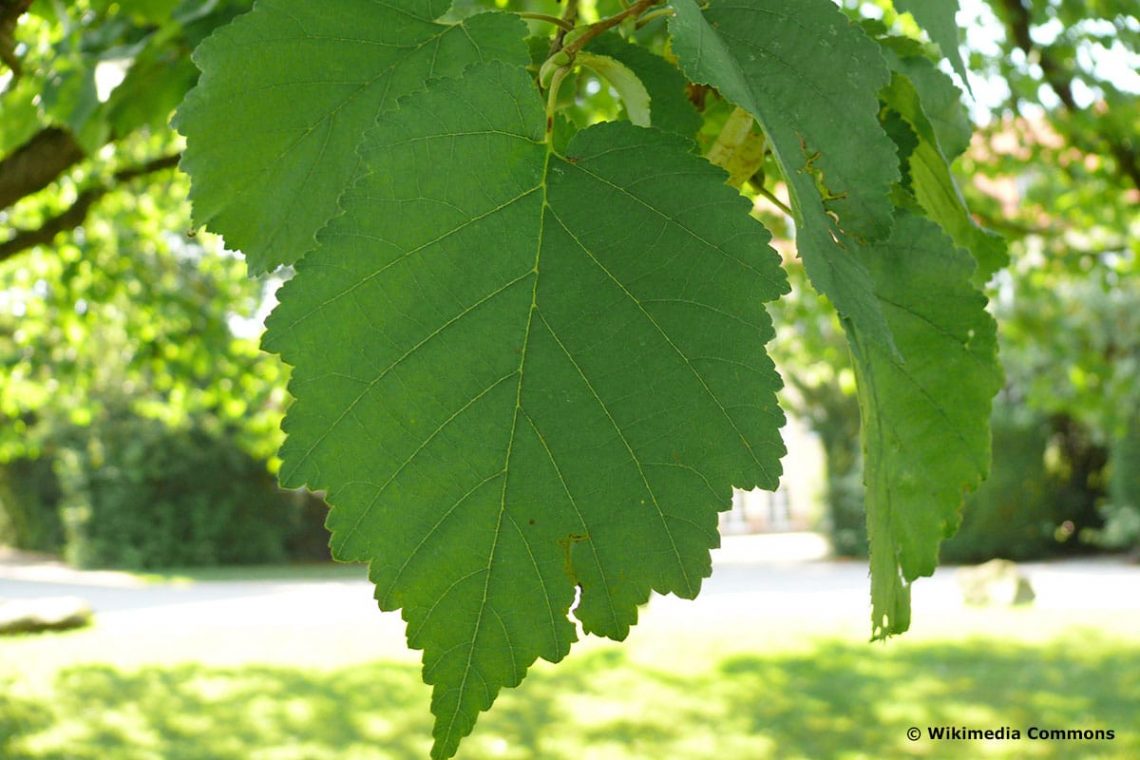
[961,0,1139,433]
[0,0,286,458]
[945,0,1137,551]
[0,0,1137,562]
[0,1,255,256]
[0,0,319,565]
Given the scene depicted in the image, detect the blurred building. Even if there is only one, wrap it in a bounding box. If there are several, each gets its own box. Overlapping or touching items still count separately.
[719,414,824,534]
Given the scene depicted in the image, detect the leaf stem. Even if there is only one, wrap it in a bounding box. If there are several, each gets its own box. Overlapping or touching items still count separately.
[635,7,674,28]
[757,185,793,216]
[541,0,661,136]
[545,66,570,143]
[518,12,574,32]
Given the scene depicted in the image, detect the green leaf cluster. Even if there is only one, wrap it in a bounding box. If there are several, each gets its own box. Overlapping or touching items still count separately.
[171,0,1002,754]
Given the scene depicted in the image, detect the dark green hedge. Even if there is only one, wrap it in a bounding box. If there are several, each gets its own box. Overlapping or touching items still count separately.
[824,402,1108,563]
[939,406,1055,562]
[1098,417,1140,550]
[1,414,330,569]
[0,456,65,554]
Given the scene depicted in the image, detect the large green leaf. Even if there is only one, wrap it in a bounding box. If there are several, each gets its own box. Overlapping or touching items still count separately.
[668,0,900,353]
[846,213,1002,639]
[892,0,971,93]
[263,62,788,759]
[173,0,527,273]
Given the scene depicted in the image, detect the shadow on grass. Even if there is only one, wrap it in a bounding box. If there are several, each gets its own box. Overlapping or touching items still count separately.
[2,632,1136,759]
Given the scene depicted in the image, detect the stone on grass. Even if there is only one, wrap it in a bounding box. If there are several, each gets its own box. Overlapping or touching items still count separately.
[0,596,94,635]
[957,559,1035,607]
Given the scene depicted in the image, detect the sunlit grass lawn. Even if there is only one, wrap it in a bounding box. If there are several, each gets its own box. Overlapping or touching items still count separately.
[3,603,1137,760]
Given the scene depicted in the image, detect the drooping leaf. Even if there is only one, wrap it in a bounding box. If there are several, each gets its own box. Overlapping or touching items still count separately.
[173,0,527,273]
[845,213,1001,639]
[668,0,900,354]
[892,0,972,94]
[880,109,920,194]
[576,52,652,127]
[263,62,788,759]
[589,35,702,138]
[705,106,767,188]
[881,73,1008,283]
[876,34,973,160]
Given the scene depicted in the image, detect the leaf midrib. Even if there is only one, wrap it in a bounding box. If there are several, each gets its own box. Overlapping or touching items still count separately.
[438,140,555,751]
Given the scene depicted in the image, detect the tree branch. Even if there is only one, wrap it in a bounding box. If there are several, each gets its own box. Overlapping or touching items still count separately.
[561,0,663,59]
[0,0,32,77]
[0,12,182,213]
[0,153,181,263]
[0,187,105,262]
[0,127,86,210]
[997,0,1140,190]
[548,0,579,56]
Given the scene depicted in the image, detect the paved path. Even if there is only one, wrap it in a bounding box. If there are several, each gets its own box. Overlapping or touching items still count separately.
[2,534,1137,627]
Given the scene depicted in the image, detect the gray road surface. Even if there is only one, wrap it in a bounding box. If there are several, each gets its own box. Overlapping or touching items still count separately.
[2,534,1136,631]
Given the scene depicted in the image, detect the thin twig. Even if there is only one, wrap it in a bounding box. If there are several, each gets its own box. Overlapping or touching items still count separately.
[518,12,574,32]
[548,0,580,56]
[0,153,181,262]
[561,0,664,58]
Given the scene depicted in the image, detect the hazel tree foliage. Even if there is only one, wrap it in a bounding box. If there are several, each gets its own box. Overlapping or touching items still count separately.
[2,1,1006,755]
